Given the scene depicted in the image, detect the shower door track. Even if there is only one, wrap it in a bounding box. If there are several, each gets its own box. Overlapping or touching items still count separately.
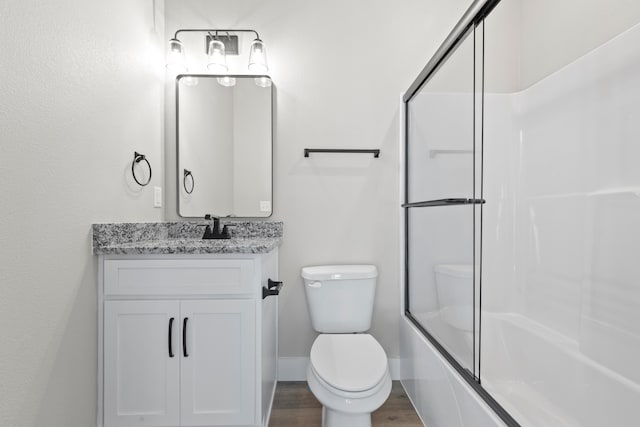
[403,0,501,103]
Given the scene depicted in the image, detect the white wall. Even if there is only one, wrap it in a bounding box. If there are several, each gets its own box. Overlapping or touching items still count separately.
[0,0,164,426]
[164,0,473,363]
[518,0,640,89]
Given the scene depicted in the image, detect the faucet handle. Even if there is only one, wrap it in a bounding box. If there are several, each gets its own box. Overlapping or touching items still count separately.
[205,214,221,230]
[222,224,236,236]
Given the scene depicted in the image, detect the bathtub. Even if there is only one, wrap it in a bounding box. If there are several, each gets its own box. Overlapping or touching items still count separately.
[481,313,640,427]
[401,311,640,426]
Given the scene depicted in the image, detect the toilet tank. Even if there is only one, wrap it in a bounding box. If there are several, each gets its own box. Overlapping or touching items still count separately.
[301,265,378,333]
[434,264,473,331]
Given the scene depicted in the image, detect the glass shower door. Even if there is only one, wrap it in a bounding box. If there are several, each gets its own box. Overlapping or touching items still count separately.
[404,23,484,376]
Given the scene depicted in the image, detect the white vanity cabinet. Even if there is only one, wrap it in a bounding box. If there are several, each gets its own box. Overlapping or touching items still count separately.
[98,251,279,427]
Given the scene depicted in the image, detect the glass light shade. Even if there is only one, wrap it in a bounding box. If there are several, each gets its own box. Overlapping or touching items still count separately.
[166,38,187,71]
[217,76,236,87]
[254,76,272,88]
[207,39,228,72]
[248,38,268,72]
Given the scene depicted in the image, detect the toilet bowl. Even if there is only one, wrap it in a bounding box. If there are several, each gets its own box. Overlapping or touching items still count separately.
[307,334,392,427]
[301,265,391,427]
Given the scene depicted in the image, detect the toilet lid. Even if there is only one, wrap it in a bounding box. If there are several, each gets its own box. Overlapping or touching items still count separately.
[310,334,388,392]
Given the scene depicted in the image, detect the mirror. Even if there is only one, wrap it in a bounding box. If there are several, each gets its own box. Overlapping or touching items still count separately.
[177,75,273,218]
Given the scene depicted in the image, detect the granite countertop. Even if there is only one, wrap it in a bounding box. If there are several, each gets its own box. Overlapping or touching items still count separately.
[92,221,283,255]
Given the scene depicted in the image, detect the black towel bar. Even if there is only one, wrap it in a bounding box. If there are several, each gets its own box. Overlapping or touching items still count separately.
[304,148,380,158]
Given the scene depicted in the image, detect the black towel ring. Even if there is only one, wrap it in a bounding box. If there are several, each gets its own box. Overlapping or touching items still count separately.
[132,151,152,186]
[183,169,194,194]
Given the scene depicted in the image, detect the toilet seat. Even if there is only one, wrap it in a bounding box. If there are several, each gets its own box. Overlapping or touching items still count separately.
[310,334,388,394]
[310,363,390,401]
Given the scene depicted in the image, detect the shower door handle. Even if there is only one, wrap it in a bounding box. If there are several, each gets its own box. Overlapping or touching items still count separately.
[402,198,486,208]
[467,198,486,204]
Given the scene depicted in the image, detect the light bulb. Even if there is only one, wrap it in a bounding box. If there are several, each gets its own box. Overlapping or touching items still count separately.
[207,39,228,72]
[166,38,187,72]
[248,38,268,72]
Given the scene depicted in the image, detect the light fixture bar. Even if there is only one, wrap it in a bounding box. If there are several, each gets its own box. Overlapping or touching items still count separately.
[174,29,260,39]
[205,34,238,55]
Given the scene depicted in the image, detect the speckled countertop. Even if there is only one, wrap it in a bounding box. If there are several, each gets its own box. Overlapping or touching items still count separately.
[92,221,283,255]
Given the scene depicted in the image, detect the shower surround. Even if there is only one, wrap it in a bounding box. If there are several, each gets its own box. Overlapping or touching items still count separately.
[401,15,640,427]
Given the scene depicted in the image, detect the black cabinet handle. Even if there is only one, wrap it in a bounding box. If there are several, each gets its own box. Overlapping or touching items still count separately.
[182,317,189,357]
[263,279,283,299]
[168,317,175,358]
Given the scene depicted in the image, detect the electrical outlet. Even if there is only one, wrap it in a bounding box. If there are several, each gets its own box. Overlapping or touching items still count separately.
[154,186,162,208]
[260,201,271,212]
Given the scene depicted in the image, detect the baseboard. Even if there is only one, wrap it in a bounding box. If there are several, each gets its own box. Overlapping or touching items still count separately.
[278,357,401,381]
[277,357,309,381]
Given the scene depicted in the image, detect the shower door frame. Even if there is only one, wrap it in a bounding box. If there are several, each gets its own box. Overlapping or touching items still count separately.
[402,0,519,426]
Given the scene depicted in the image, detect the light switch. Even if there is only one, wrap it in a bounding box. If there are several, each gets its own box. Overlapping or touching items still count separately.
[154,186,162,208]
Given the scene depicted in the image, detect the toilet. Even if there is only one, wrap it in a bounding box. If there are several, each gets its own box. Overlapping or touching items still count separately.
[301,265,391,427]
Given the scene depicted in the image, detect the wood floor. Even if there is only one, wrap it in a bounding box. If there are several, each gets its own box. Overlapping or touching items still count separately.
[268,381,423,427]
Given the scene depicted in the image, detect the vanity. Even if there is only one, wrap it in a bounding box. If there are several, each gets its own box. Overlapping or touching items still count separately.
[93,221,283,427]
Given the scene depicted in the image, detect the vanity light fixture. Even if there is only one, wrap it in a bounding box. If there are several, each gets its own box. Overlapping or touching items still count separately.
[166,29,269,74]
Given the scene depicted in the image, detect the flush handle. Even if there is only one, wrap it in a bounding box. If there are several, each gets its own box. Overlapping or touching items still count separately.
[307,281,322,288]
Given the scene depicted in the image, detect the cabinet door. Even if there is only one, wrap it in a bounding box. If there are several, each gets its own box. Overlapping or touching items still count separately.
[104,301,180,427]
[180,299,256,426]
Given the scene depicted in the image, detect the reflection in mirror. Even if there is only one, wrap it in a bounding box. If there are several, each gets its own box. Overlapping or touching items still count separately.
[177,75,273,218]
